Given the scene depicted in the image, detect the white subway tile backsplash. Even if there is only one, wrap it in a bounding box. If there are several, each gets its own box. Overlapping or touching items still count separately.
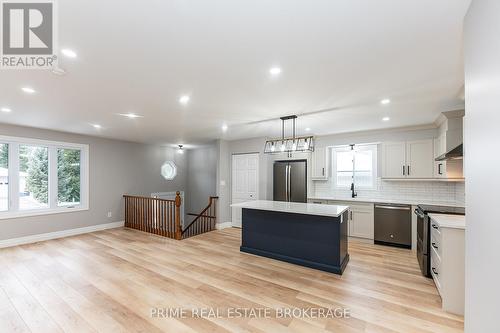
[314,178,465,206]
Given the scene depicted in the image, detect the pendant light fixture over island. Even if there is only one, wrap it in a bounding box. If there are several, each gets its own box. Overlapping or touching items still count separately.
[264,115,314,154]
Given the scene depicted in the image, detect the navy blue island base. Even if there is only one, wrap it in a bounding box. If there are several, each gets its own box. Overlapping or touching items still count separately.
[240,208,349,275]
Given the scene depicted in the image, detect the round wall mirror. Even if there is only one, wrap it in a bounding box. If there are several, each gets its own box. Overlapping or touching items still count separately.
[161,161,177,180]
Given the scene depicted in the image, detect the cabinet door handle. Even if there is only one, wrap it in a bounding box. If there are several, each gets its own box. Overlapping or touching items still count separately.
[438,163,443,175]
[407,165,410,176]
[322,167,325,176]
[431,224,439,230]
[350,210,353,220]
[375,205,411,211]
[431,242,438,250]
[432,267,439,275]
[402,165,405,176]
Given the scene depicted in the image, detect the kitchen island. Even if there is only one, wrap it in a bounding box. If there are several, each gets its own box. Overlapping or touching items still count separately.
[231,200,350,274]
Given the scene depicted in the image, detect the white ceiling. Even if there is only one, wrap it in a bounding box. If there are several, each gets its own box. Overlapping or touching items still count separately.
[0,0,470,145]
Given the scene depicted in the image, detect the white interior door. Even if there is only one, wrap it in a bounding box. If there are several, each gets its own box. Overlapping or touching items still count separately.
[231,153,259,227]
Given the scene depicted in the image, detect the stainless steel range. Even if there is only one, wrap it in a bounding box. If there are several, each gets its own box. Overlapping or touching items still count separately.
[415,204,465,277]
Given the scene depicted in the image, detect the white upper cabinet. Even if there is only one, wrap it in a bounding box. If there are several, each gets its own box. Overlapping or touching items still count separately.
[434,134,447,178]
[381,142,406,178]
[382,139,434,179]
[406,140,434,178]
[311,147,328,180]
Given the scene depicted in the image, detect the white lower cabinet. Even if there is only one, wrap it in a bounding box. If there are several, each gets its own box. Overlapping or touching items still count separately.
[329,201,374,239]
[429,216,465,315]
[308,199,328,205]
[307,199,375,240]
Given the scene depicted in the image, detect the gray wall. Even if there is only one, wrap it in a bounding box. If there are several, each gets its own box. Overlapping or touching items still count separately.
[186,143,217,217]
[464,1,500,332]
[0,123,187,240]
[216,140,231,225]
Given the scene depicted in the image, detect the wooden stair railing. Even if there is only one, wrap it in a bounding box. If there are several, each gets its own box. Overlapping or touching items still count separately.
[123,192,218,240]
[182,196,218,239]
[123,191,182,240]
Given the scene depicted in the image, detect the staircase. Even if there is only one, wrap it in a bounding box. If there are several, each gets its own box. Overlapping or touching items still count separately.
[123,192,218,240]
[183,196,218,239]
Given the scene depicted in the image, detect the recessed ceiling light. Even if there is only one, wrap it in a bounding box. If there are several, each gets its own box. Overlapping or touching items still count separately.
[61,49,77,58]
[269,67,282,76]
[92,124,102,129]
[1,107,12,113]
[222,124,228,132]
[118,113,143,119]
[179,95,190,105]
[305,127,311,131]
[380,99,391,105]
[382,117,390,121]
[21,87,35,94]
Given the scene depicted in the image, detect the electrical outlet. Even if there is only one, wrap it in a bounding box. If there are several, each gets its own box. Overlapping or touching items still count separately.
[107,211,112,218]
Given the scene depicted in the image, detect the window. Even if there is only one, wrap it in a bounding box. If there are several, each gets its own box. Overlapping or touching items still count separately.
[0,143,8,211]
[58,148,81,206]
[161,161,177,180]
[19,145,49,210]
[332,144,377,189]
[0,135,88,219]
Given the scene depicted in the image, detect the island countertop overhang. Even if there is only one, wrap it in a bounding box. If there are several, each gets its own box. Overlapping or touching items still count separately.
[231,200,349,218]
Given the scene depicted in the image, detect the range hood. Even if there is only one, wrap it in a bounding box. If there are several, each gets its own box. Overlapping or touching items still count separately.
[435,144,463,161]
[434,110,464,162]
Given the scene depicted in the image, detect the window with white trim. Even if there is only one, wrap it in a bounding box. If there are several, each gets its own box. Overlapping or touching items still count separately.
[0,135,89,219]
[332,144,377,189]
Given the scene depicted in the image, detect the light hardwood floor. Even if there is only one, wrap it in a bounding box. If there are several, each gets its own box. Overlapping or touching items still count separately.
[0,227,463,333]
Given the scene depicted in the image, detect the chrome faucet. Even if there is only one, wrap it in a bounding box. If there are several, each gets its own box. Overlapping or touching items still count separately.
[350,183,357,198]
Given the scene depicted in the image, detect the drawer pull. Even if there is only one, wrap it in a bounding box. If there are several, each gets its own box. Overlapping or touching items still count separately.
[431,224,439,230]
[375,205,411,211]
[432,267,439,275]
[431,242,438,250]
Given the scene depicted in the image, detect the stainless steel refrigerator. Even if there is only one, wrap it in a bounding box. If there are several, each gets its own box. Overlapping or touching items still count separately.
[273,160,307,203]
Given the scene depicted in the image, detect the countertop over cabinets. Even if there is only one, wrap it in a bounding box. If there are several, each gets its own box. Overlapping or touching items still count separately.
[231,200,349,218]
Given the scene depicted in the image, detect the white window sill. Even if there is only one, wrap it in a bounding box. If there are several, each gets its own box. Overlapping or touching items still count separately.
[0,206,89,220]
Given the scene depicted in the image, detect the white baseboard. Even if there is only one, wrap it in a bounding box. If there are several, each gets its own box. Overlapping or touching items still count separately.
[0,221,124,249]
[216,222,233,230]
[348,236,374,244]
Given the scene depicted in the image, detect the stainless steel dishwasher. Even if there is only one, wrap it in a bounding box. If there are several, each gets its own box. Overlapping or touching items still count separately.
[374,203,412,248]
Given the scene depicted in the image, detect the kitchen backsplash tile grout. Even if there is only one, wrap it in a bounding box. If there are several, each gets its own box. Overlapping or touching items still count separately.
[313,178,465,206]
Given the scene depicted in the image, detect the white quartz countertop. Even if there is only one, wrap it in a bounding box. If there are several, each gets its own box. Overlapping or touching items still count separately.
[308,196,464,208]
[231,200,349,218]
[428,213,466,229]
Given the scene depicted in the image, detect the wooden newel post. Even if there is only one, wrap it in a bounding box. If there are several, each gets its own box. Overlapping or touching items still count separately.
[175,191,182,240]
